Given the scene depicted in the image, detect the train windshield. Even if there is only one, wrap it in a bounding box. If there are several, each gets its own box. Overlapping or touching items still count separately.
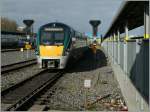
[40,31,64,45]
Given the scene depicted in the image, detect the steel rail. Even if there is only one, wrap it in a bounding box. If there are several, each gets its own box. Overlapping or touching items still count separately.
[2,70,63,111]
[1,49,20,52]
[1,49,34,52]
[1,59,37,74]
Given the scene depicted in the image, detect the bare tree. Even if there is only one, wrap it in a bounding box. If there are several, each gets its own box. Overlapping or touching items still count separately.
[1,17,18,32]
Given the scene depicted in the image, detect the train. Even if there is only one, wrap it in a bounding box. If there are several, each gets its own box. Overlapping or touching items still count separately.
[36,22,88,69]
[1,31,36,49]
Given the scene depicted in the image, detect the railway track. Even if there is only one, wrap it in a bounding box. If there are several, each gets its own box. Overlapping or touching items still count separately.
[1,49,34,52]
[1,49,20,52]
[1,59,37,74]
[1,69,63,111]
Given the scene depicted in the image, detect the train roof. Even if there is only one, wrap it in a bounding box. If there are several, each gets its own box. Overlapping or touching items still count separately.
[39,22,74,31]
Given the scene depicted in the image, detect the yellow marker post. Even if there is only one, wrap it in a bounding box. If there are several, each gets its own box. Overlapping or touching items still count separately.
[25,43,31,59]
[144,34,150,39]
[25,44,31,50]
[125,36,129,43]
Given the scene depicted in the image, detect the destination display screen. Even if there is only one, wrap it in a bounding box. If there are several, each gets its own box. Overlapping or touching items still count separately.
[44,28,63,31]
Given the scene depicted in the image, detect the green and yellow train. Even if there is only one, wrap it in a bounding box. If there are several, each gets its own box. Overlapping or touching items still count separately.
[36,22,87,69]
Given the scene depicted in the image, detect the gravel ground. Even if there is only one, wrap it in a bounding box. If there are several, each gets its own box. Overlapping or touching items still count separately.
[1,64,43,91]
[34,48,127,111]
[1,50,36,66]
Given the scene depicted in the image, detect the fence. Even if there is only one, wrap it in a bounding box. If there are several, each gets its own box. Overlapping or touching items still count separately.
[102,38,149,102]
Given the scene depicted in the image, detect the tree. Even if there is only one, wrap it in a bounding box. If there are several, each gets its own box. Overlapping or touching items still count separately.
[1,17,18,32]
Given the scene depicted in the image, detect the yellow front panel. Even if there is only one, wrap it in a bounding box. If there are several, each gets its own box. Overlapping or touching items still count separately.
[40,45,64,57]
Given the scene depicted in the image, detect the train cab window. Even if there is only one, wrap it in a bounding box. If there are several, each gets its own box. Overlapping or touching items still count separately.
[40,31,54,45]
[40,31,64,45]
[54,32,64,45]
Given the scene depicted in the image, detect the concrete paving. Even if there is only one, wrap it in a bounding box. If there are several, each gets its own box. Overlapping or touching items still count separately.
[109,56,149,112]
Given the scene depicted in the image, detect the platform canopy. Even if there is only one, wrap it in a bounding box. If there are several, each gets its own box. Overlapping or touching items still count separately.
[104,1,148,38]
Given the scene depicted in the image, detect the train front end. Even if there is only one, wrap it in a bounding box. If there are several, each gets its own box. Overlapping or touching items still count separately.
[36,23,71,69]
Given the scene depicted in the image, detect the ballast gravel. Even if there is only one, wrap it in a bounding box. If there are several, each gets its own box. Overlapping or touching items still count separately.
[1,64,43,91]
[34,48,127,111]
[1,50,36,66]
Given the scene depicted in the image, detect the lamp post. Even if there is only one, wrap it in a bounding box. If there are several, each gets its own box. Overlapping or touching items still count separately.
[23,19,34,59]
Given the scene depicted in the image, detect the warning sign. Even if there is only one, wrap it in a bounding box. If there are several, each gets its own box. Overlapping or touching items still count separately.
[84,79,91,88]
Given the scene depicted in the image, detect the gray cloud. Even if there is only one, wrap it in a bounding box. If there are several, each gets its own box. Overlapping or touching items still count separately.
[1,0,122,35]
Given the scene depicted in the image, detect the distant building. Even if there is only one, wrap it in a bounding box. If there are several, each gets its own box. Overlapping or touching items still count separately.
[17,26,25,32]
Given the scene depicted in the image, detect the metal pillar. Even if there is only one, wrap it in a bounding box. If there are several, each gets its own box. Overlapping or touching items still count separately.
[117,30,120,65]
[109,36,110,56]
[144,3,149,39]
[141,4,149,110]
[149,2,150,107]
[125,24,129,41]
[111,35,113,58]
[113,33,116,64]
[124,24,128,74]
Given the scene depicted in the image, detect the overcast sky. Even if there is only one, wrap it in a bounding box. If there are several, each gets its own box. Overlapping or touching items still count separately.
[1,0,123,36]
